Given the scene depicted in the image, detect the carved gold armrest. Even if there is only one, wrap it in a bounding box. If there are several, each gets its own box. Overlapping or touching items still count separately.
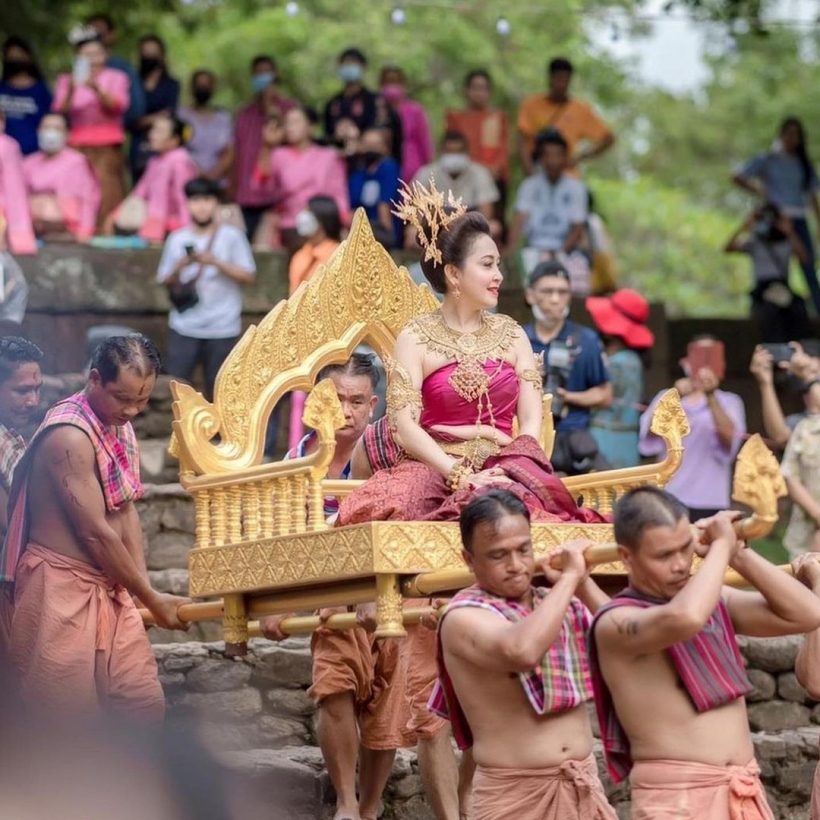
[562,389,690,513]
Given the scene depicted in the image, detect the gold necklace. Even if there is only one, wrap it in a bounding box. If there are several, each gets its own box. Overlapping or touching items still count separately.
[409,310,518,402]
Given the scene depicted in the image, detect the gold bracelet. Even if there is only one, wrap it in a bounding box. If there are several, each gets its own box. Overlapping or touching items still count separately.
[446,460,472,492]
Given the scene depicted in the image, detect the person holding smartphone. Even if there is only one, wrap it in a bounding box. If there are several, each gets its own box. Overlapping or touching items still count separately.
[155,177,256,400]
[639,336,746,519]
[52,26,129,228]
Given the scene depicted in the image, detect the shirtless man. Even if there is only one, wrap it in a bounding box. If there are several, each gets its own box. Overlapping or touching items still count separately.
[5,335,189,720]
[433,488,615,820]
[590,487,820,819]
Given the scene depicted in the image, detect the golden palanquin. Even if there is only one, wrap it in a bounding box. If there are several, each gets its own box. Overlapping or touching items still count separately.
[170,211,690,652]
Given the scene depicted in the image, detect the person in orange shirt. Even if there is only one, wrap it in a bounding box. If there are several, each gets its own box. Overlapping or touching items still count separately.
[517,57,614,175]
[287,195,343,448]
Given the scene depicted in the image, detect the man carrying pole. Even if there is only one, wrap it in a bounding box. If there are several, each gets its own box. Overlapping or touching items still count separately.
[589,486,820,819]
[431,488,616,820]
[2,335,189,720]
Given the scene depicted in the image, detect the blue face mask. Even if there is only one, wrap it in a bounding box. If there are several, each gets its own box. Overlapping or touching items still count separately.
[251,71,275,94]
[337,63,363,84]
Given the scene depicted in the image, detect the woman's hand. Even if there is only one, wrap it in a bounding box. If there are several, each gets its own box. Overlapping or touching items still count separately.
[465,467,511,489]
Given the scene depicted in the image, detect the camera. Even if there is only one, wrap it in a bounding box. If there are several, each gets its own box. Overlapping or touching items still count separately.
[544,339,578,419]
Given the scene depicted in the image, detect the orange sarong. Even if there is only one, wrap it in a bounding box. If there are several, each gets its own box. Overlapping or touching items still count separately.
[630,758,774,819]
[9,543,164,723]
[472,753,616,820]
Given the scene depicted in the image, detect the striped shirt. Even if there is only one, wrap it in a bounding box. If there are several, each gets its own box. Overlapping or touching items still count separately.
[429,584,593,750]
[588,588,752,784]
[286,431,350,518]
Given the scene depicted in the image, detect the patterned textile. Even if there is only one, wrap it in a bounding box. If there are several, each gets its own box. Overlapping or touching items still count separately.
[362,415,403,473]
[588,587,752,784]
[429,584,593,750]
[285,430,350,517]
[0,423,25,492]
[1,391,143,583]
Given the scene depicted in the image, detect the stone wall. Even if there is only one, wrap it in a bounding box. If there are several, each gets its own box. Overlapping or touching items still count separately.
[151,634,820,819]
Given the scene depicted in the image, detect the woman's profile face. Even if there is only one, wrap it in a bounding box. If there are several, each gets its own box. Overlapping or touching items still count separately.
[450,232,503,309]
[781,122,802,153]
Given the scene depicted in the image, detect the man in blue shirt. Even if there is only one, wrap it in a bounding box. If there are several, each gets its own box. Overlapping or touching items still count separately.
[523,260,612,472]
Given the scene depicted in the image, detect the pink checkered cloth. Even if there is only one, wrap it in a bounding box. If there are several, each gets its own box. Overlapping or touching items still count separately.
[1,391,142,583]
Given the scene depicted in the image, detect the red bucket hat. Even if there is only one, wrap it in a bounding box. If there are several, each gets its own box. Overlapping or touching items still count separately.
[585,289,654,350]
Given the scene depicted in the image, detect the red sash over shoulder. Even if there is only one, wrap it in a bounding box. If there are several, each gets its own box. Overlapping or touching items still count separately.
[0,392,142,583]
[587,587,752,783]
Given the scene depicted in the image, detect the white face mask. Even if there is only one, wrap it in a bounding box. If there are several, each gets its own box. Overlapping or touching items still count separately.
[38,128,66,154]
[295,209,320,238]
[532,303,569,326]
[439,152,470,176]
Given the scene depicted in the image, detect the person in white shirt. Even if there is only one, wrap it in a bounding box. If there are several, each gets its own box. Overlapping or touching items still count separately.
[509,128,590,295]
[156,176,256,399]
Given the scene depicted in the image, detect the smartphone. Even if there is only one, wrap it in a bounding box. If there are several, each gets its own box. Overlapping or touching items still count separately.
[760,343,794,365]
[72,55,91,85]
[685,339,726,382]
[184,243,196,257]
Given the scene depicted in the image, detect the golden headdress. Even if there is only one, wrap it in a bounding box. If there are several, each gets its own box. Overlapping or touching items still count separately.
[392,178,467,267]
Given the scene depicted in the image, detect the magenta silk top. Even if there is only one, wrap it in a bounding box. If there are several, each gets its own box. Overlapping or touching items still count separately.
[0,134,36,255]
[263,144,351,229]
[129,146,198,243]
[232,97,296,207]
[23,147,101,240]
[396,98,434,182]
[52,68,129,147]
[419,360,518,437]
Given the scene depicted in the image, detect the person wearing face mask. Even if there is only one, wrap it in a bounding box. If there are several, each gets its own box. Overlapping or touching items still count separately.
[179,70,233,185]
[52,26,129,227]
[324,48,403,162]
[0,36,52,156]
[287,195,342,294]
[23,112,101,242]
[232,54,296,242]
[523,261,612,475]
[348,127,401,248]
[379,65,432,182]
[156,176,256,401]
[411,130,500,240]
[128,34,180,182]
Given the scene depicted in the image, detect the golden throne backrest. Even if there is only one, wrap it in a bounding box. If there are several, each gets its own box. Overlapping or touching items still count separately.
[170,210,439,477]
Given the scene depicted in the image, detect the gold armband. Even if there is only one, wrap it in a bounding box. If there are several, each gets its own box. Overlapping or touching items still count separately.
[446,460,472,492]
[519,368,543,390]
[385,356,422,431]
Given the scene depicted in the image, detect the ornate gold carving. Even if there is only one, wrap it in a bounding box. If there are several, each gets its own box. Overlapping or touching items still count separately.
[222,594,248,651]
[375,574,406,638]
[385,355,421,431]
[520,368,543,390]
[170,211,438,476]
[391,178,467,268]
[732,434,787,540]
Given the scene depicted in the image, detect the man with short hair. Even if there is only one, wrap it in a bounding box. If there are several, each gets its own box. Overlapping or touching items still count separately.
[590,487,820,819]
[509,128,591,294]
[3,335,190,719]
[432,489,614,819]
[517,57,614,175]
[523,261,611,474]
[23,112,101,241]
[156,176,256,400]
[232,54,296,240]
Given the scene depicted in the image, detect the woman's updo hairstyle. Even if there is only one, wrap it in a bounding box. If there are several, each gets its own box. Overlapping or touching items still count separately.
[416,209,491,294]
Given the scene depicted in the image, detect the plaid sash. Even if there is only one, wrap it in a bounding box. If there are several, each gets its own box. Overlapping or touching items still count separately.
[0,423,25,493]
[429,584,592,749]
[587,587,752,784]
[1,391,142,583]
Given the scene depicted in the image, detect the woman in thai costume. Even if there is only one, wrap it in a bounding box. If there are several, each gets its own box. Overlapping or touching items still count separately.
[338,182,606,526]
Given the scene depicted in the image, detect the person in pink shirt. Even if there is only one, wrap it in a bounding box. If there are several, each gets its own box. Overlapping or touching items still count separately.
[52,27,129,226]
[0,111,36,255]
[256,106,350,251]
[23,113,101,242]
[232,54,297,241]
[106,114,197,244]
[379,65,433,182]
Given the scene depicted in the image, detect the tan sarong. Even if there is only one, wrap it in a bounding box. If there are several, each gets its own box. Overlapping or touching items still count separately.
[472,753,616,820]
[630,758,774,819]
[9,543,164,722]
